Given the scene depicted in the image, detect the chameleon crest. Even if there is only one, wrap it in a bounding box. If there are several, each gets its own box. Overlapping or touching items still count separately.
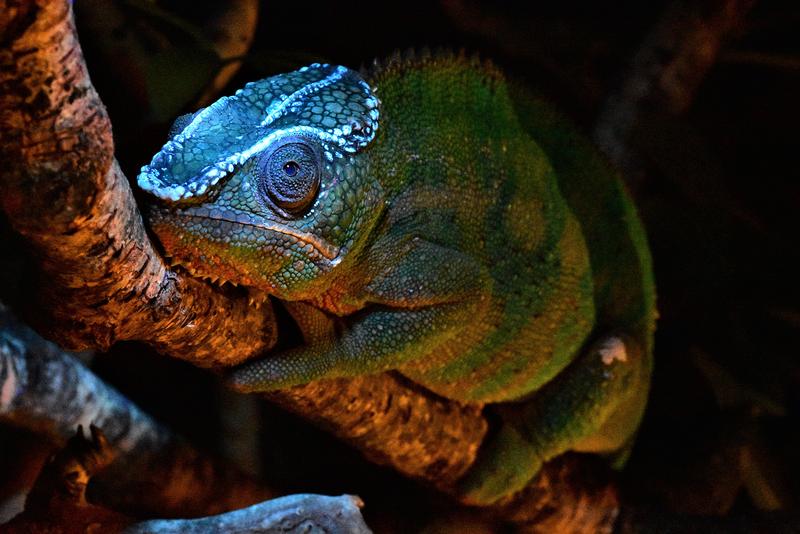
[138,64,380,201]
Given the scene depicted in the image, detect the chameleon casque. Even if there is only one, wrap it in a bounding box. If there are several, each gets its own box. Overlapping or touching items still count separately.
[137,53,656,505]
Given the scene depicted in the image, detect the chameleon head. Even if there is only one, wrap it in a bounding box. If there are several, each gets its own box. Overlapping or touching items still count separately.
[137,64,383,299]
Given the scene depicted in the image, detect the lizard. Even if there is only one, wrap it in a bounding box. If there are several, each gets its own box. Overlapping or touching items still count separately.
[136,52,656,506]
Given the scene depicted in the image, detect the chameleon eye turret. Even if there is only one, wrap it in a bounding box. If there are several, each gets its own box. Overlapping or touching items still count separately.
[256,137,321,216]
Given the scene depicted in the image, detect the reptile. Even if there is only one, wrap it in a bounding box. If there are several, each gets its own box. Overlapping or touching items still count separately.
[137,52,656,505]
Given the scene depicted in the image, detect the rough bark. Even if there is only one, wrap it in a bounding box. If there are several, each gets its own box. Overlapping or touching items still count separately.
[491,454,619,534]
[0,0,276,368]
[269,374,486,488]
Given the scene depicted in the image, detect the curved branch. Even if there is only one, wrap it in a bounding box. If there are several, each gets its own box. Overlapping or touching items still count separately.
[0,0,275,368]
[3,424,369,533]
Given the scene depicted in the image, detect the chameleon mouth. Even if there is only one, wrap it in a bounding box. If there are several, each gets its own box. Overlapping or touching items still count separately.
[163,206,340,261]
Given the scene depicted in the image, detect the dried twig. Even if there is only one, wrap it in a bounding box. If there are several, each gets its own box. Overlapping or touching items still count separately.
[123,494,371,534]
[0,306,270,517]
[3,425,370,533]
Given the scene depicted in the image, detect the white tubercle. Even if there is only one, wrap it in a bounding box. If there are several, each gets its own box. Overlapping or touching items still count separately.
[599,337,628,366]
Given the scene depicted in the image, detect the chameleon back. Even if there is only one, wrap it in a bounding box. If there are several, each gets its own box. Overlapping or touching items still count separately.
[364,54,616,403]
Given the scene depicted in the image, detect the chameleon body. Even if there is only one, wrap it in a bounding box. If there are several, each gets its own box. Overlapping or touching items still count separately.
[138,54,656,505]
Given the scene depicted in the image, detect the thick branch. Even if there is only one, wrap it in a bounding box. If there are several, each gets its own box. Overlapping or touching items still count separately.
[0,0,275,368]
[270,375,486,487]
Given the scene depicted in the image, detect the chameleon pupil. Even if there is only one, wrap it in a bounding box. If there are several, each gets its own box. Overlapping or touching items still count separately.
[283,161,300,177]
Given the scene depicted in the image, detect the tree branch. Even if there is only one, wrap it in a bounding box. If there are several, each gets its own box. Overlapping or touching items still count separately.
[0,0,276,368]
[124,494,371,534]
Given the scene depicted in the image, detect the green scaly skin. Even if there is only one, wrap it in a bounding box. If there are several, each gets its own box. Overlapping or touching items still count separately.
[137,53,656,505]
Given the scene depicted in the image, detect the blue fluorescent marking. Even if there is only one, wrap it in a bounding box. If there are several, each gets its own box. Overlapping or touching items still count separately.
[260,66,348,127]
[137,63,380,203]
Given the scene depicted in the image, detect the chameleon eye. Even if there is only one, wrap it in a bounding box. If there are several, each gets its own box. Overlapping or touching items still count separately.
[258,140,320,215]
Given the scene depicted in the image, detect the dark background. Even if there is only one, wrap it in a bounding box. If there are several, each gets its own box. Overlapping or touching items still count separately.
[3,1,799,531]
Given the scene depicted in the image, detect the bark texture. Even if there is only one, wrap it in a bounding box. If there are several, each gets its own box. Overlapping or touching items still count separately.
[270,374,486,488]
[0,1,276,368]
